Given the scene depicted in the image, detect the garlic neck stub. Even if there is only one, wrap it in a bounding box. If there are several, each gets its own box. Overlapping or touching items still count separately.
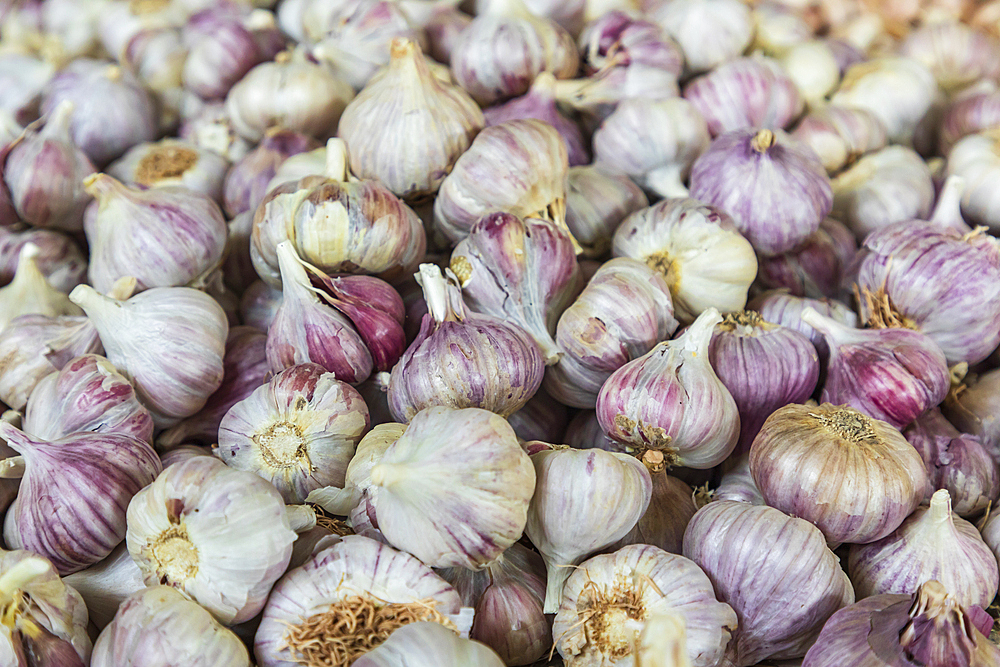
[945,131,1000,233]
[749,290,859,364]
[0,244,83,331]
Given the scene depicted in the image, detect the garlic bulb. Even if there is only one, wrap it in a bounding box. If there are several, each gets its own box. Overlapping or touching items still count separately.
[651,0,753,75]
[0,226,87,294]
[69,284,228,428]
[749,403,929,545]
[611,198,757,324]
[848,489,999,609]
[252,138,426,287]
[779,40,841,105]
[545,258,678,409]
[218,363,369,503]
[578,11,683,81]
[424,6,472,64]
[223,129,318,218]
[126,457,296,625]
[254,535,471,666]
[178,100,253,163]
[4,101,95,232]
[338,38,484,200]
[750,291,859,363]
[553,544,736,667]
[611,451,697,554]
[434,119,570,244]
[565,409,619,451]
[107,139,229,204]
[592,97,710,198]
[388,264,544,420]
[241,280,283,332]
[553,55,680,124]
[565,164,648,258]
[597,308,740,468]
[507,387,569,444]
[714,454,764,505]
[120,27,187,130]
[940,89,1000,155]
[352,622,504,667]
[944,367,1000,461]
[756,217,857,300]
[0,244,83,331]
[62,544,145,630]
[525,445,651,612]
[899,21,1000,94]
[225,48,355,142]
[946,131,1000,232]
[683,500,855,666]
[91,585,251,667]
[790,105,888,175]
[0,54,55,124]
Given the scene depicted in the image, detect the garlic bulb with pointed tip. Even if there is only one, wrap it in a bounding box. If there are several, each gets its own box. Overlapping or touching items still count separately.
[0,244,83,331]
[0,226,87,294]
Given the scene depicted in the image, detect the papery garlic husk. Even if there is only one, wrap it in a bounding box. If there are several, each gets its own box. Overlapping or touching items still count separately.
[779,40,841,105]
[83,173,228,293]
[945,131,1000,232]
[611,198,757,324]
[899,21,1000,94]
[107,139,229,204]
[0,550,92,663]
[553,544,736,667]
[352,622,504,667]
[709,311,819,454]
[0,226,87,293]
[63,543,145,630]
[565,409,619,451]
[749,403,929,545]
[650,0,753,76]
[178,100,253,163]
[830,57,938,146]
[750,291,859,364]
[578,10,683,80]
[683,500,855,666]
[223,129,318,218]
[756,217,857,300]
[126,456,296,625]
[438,542,550,665]
[40,59,159,167]
[389,264,544,421]
[255,534,472,666]
[0,421,160,575]
[689,128,833,257]
[611,450,698,554]
[683,55,804,137]
[592,97,710,198]
[525,445,651,613]
[714,454,764,505]
[91,585,251,666]
[802,308,950,430]
[69,284,228,428]
[433,119,570,244]
[596,308,740,468]
[832,146,935,240]
[847,489,999,609]
[0,244,83,331]
[544,257,678,409]
[252,138,426,287]
[4,101,95,231]
[339,38,484,201]
[240,279,283,332]
[790,105,889,175]
[939,90,1000,155]
[0,54,56,124]
[565,164,648,258]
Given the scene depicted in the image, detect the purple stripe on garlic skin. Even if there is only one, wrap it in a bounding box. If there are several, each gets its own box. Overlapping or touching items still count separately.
[939,89,1000,155]
[749,290,858,363]
[223,129,319,219]
[578,11,684,80]
[0,226,88,293]
[755,217,858,299]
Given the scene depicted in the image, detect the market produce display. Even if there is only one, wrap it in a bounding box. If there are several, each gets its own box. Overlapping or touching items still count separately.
[2,0,1000,665]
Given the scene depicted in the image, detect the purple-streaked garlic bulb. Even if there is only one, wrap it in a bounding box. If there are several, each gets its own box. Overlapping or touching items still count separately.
[578,11,683,81]
[553,544,736,667]
[801,308,950,430]
[899,21,1000,94]
[756,217,857,299]
[255,535,470,667]
[683,55,804,137]
[0,54,56,124]
[802,581,1000,667]
[126,457,297,625]
[423,6,472,64]
[0,422,160,575]
[903,409,999,517]
[709,310,819,454]
[388,264,544,421]
[596,308,740,468]
[944,367,1000,462]
[240,280,283,332]
[565,165,648,258]
[4,101,95,232]
[223,129,318,218]
[791,105,888,175]
[338,38,485,200]
[564,410,618,451]
[178,100,253,163]
[848,489,999,609]
[0,226,87,293]
[525,445,651,612]
[749,291,859,362]
[715,454,764,505]
[83,174,228,294]
[450,212,581,364]
[544,257,677,409]
[592,97,710,198]
[69,284,228,429]
[945,131,1000,232]
[158,326,269,448]
[939,90,1000,155]
[107,139,230,204]
[683,500,855,666]
[0,244,83,330]
[689,128,833,256]
[749,403,929,545]
[217,363,369,503]
[434,120,570,244]
[41,59,159,167]
[62,543,145,630]
[119,27,187,130]
[253,138,426,287]
[611,450,698,554]
[651,0,753,75]
[507,387,568,444]
[91,585,251,667]
[439,542,550,665]
[450,0,578,106]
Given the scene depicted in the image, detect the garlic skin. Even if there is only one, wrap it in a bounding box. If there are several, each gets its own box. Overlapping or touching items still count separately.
[683,500,855,666]
[612,198,757,324]
[545,258,678,409]
[756,217,857,300]
[578,11,683,81]
[126,457,296,625]
[944,367,1000,462]
[424,6,472,64]
[592,97,710,198]
[223,129,318,218]
[565,165,648,258]
[91,585,251,667]
[790,106,888,175]
[178,100,253,163]
[946,131,1000,232]
[62,544,145,630]
[779,40,841,105]
[899,21,1000,94]
[0,54,56,124]
[651,0,753,76]
[749,291,859,363]
[714,454,764,505]
[612,451,698,553]
[338,38,484,201]
[507,387,569,444]
[218,363,370,503]
[240,280,283,332]
[0,244,83,330]
[553,544,736,667]
[0,226,87,294]
[83,174,228,294]
[525,445,652,613]
[107,139,230,204]
[939,90,1000,155]
[352,622,504,667]
[749,404,929,545]
[848,489,999,609]
[69,284,228,429]
[120,27,187,130]
[434,119,570,244]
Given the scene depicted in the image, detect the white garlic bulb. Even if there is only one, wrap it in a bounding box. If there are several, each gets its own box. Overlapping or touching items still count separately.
[0,244,83,331]
[63,544,145,630]
[945,131,1000,232]
[651,0,754,75]
[779,40,841,105]
[353,622,505,667]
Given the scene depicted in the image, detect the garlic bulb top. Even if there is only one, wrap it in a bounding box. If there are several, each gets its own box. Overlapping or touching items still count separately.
[352,622,504,667]
[0,244,83,331]
[107,139,230,204]
[651,0,754,75]
[339,38,484,201]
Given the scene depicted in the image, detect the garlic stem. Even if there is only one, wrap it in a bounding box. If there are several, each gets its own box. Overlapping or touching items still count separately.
[286,504,318,533]
[679,307,722,355]
[929,175,968,232]
[543,562,572,613]
[645,164,690,199]
[0,456,25,479]
[0,557,49,607]
[416,264,456,323]
[82,173,125,202]
[274,242,327,301]
[42,100,75,140]
[324,138,349,182]
[69,284,118,317]
[928,489,954,524]
[751,129,776,153]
